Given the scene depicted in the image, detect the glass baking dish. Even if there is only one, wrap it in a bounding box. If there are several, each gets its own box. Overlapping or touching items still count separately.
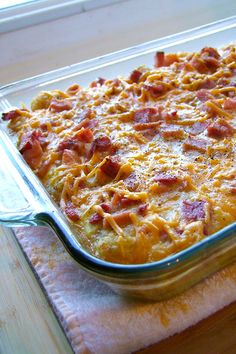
[0,16,236,301]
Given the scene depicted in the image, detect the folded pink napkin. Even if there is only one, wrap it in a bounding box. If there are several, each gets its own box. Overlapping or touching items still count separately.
[15,226,236,354]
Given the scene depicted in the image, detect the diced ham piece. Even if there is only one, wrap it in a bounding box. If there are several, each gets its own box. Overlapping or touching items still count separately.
[90,77,106,87]
[207,119,234,138]
[57,139,80,152]
[74,128,94,143]
[223,98,236,110]
[100,156,121,178]
[183,137,208,153]
[182,200,206,222]
[134,107,160,123]
[129,69,142,83]
[134,121,161,131]
[75,118,98,131]
[154,172,178,185]
[188,121,209,135]
[64,202,80,222]
[190,56,209,74]
[49,97,73,112]
[197,78,216,90]
[19,131,43,169]
[120,197,138,208]
[89,212,103,224]
[2,109,20,121]
[161,110,178,122]
[196,89,213,102]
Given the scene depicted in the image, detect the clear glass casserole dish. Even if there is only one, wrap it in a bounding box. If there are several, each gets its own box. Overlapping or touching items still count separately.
[0,16,236,301]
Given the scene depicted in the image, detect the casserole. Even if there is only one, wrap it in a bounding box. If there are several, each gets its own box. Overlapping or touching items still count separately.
[0,16,236,300]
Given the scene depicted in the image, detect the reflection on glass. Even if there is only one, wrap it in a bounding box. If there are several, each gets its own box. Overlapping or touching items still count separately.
[0,0,38,10]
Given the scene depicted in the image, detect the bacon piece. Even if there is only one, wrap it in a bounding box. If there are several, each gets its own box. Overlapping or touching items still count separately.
[143,84,166,97]
[183,137,208,153]
[134,107,160,123]
[62,149,80,164]
[75,118,98,131]
[182,200,206,222]
[104,211,132,228]
[90,77,106,88]
[89,213,103,224]
[120,197,139,208]
[137,203,148,216]
[200,47,220,59]
[188,121,209,135]
[64,202,80,222]
[154,51,165,67]
[2,109,20,121]
[100,203,111,213]
[161,125,184,139]
[93,136,112,152]
[154,52,178,67]
[190,56,209,74]
[57,139,80,152]
[196,89,213,102]
[75,128,94,143]
[19,132,43,169]
[154,172,178,185]
[100,156,121,178]
[207,119,234,138]
[223,98,236,110]
[49,97,73,112]
[129,69,142,83]
[161,110,178,122]
[197,78,216,90]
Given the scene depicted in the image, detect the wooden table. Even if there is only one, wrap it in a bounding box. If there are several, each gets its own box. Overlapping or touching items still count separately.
[1,225,236,354]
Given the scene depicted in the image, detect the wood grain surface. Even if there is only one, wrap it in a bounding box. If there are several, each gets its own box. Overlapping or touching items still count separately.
[1,224,236,354]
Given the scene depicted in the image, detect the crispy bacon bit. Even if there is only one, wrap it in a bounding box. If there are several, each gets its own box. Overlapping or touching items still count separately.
[129,69,142,83]
[134,107,160,123]
[57,139,80,152]
[19,131,43,169]
[137,203,148,216]
[120,197,139,208]
[154,172,178,185]
[196,89,213,102]
[200,47,220,59]
[64,202,80,222]
[207,119,234,138]
[183,137,208,153]
[75,128,94,143]
[89,212,103,224]
[62,149,80,164]
[2,109,20,121]
[190,56,209,74]
[100,156,121,178]
[100,203,111,213]
[155,51,165,67]
[223,98,236,110]
[93,136,112,152]
[143,84,166,97]
[49,98,73,112]
[161,125,184,139]
[188,121,209,135]
[182,200,206,222]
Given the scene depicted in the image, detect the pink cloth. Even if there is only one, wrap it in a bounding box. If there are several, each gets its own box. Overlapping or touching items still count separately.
[15,226,236,354]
